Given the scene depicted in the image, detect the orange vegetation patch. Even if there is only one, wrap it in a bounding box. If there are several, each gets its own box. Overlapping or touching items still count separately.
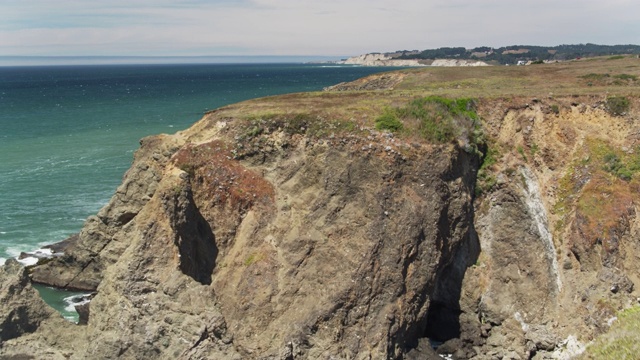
[574,173,635,253]
[172,140,274,210]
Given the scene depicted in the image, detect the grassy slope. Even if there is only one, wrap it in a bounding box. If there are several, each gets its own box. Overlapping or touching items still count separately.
[204,56,640,147]
[395,55,640,98]
[580,306,640,359]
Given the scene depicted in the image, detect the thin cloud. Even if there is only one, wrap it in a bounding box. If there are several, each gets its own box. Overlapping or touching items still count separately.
[0,0,638,56]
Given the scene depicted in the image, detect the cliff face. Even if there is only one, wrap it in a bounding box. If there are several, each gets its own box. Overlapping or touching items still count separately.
[1,93,480,359]
[456,96,640,359]
[2,59,640,359]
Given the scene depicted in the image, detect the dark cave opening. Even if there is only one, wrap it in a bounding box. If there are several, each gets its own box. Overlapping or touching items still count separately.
[424,300,462,342]
[424,224,480,345]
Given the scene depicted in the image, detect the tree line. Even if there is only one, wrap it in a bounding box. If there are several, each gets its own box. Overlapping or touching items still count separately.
[395,44,640,65]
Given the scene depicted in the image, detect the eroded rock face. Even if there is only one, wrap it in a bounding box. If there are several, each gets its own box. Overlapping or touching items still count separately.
[0,259,54,342]
[29,135,180,291]
[0,259,81,359]
[5,91,638,359]
[454,97,640,359]
[2,103,480,359]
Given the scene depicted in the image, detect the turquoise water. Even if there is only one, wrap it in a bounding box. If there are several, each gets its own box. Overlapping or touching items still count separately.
[32,284,91,323]
[0,63,400,263]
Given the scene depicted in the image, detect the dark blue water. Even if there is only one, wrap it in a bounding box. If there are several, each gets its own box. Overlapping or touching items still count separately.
[0,63,399,263]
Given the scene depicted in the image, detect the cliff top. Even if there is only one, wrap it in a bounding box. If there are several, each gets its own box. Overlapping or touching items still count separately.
[392,55,640,98]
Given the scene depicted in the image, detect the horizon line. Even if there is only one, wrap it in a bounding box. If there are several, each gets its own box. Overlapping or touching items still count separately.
[0,55,349,67]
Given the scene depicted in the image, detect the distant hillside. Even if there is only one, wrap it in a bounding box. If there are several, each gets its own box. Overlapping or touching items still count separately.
[394,43,640,65]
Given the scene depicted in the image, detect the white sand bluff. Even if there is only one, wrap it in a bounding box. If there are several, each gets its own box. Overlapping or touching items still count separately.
[343,53,489,67]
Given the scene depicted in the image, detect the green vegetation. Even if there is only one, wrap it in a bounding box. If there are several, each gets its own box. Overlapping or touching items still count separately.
[530,143,539,157]
[579,73,610,80]
[607,55,626,60]
[566,139,640,183]
[244,252,265,266]
[375,108,403,132]
[601,147,640,181]
[517,146,527,161]
[400,96,479,143]
[613,74,638,81]
[398,96,459,142]
[475,145,499,196]
[579,73,637,87]
[579,73,637,82]
[605,96,630,116]
[582,306,640,359]
[373,96,482,147]
[551,104,560,114]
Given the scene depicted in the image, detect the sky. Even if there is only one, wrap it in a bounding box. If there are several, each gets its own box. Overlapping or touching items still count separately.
[1,0,639,59]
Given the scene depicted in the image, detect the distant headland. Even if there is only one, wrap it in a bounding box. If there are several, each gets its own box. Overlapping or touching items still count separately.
[339,43,640,66]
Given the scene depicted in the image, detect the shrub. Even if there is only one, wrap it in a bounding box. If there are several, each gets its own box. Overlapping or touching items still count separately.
[396,96,478,143]
[475,145,500,196]
[517,146,527,161]
[375,108,403,132]
[613,74,638,81]
[605,96,630,116]
[580,73,610,80]
[601,150,640,181]
[551,104,560,114]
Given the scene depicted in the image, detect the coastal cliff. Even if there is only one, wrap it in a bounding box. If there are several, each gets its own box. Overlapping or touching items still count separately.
[342,53,488,67]
[343,53,427,67]
[2,56,640,359]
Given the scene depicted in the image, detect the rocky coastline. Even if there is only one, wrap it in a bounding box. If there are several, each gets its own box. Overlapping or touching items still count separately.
[2,58,640,359]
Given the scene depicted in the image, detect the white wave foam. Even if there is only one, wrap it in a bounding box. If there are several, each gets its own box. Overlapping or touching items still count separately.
[11,247,57,267]
[0,258,6,265]
[17,256,39,266]
[63,294,92,312]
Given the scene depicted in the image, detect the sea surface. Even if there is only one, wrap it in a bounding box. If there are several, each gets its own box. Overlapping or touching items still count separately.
[0,62,402,320]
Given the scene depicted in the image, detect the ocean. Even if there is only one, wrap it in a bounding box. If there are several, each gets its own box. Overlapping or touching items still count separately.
[0,62,401,320]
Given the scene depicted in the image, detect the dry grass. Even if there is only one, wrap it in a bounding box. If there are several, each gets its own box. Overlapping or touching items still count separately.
[198,57,639,144]
[575,173,634,252]
[552,138,638,255]
[394,56,640,98]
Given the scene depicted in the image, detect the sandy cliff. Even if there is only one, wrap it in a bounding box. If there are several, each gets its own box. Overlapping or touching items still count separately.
[343,53,427,67]
[342,53,488,67]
